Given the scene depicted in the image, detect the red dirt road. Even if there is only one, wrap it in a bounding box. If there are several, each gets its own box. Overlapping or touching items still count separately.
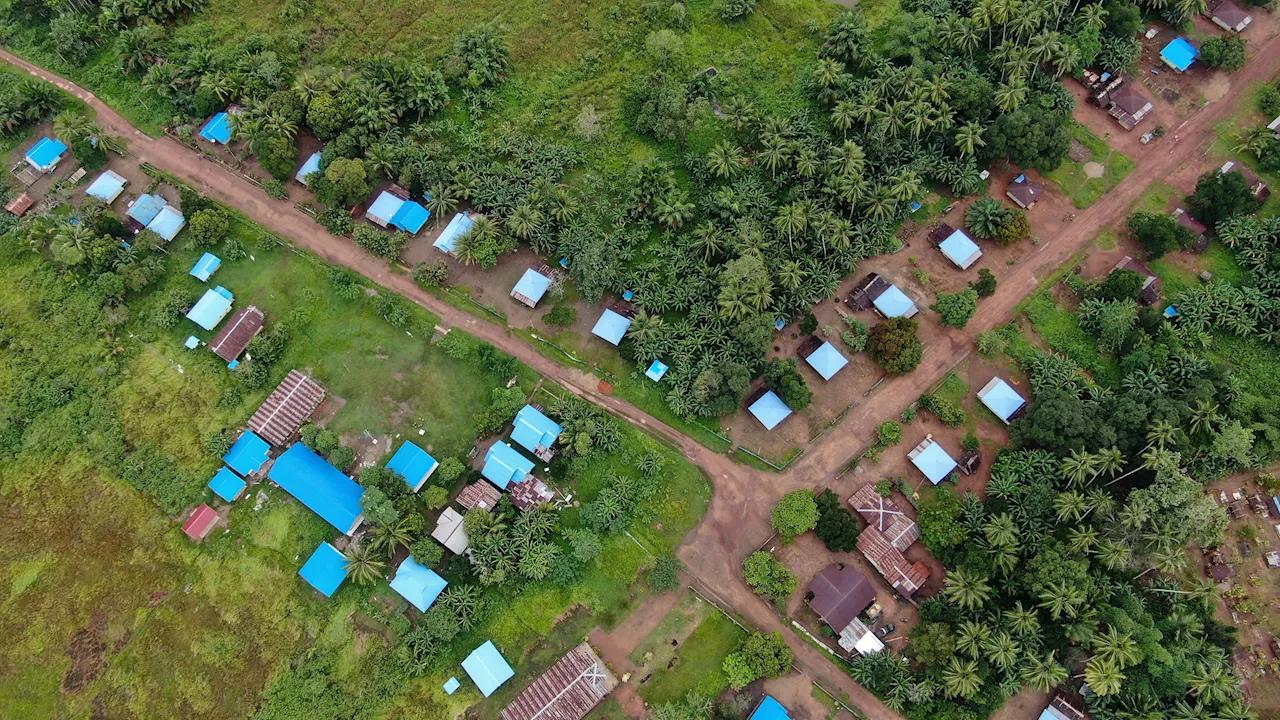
[7,37,1280,720]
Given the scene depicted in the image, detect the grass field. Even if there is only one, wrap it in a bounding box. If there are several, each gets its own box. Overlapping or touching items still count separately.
[1021,289,1121,386]
[635,605,746,706]
[1046,122,1136,209]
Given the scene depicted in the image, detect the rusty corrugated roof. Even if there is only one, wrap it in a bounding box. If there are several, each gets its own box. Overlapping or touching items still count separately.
[247,370,325,446]
[501,643,617,720]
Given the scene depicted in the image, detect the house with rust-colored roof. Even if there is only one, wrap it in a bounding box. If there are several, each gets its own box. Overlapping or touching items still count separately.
[209,305,264,364]
[456,480,502,511]
[1111,256,1162,305]
[1107,84,1153,131]
[1173,208,1209,252]
[1006,175,1045,209]
[501,643,617,720]
[848,485,920,550]
[857,526,929,598]
[1210,1,1252,32]
[247,370,326,446]
[808,564,876,633]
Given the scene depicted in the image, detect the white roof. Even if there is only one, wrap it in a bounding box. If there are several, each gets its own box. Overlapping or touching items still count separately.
[431,506,470,554]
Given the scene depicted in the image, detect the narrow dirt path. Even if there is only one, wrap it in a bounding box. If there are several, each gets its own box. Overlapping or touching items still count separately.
[7,41,1279,720]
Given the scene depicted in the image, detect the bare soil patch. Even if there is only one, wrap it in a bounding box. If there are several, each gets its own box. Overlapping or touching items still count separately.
[63,613,108,693]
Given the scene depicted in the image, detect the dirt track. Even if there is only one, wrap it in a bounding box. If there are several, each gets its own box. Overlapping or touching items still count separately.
[6,38,1280,720]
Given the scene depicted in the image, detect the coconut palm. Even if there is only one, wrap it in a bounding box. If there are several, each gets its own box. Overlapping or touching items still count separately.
[1054,490,1088,523]
[656,194,694,230]
[1038,581,1084,619]
[983,512,1018,547]
[1006,601,1041,638]
[954,121,985,158]
[1084,656,1126,695]
[1093,627,1142,667]
[707,142,745,179]
[628,312,666,343]
[983,631,1021,671]
[1080,3,1108,29]
[345,544,385,586]
[1188,662,1236,704]
[53,111,92,145]
[994,81,1028,111]
[758,136,792,179]
[942,658,982,699]
[1062,448,1100,486]
[1097,538,1132,570]
[943,568,993,610]
[955,620,991,658]
[369,517,417,558]
[1067,525,1099,555]
[505,204,544,240]
[1022,651,1068,691]
[831,102,857,135]
[425,184,459,222]
[1188,399,1221,437]
[828,140,866,178]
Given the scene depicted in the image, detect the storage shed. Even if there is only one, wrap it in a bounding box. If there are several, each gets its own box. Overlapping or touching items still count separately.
[85,170,128,203]
[462,641,515,697]
[591,309,632,346]
[298,542,348,598]
[501,643,617,720]
[222,430,270,476]
[389,557,447,612]
[387,441,440,492]
[186,286,234,331]
[747,390,792,431]
[208,467,246,503]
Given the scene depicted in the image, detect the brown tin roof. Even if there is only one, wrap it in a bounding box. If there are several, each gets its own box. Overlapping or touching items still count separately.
[209,305,265,363]
[247,370,326,446]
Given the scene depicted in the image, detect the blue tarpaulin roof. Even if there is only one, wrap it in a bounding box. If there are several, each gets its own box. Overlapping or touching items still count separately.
[268,443,366,534]
[751,697,792,720]
[591,309,632,346]
[208,467,246,502]
[295,152,322,185]
[462,641,515,697]
[85,170,127,203]
[390,200,430,234]
[939,229,982,269]
[481,441,535,489]
[127,194,167,226]
[184,336,200,349]
[148,206,186,241]
[1161,38,1199,71]
[749,390,792,430]
[366,191,404,226]
[434,212,474,253]
[646,360,669,381]
[199,112,232,143]
[189,252,222,282]
[443,677,461,695]
[387,441,439,492]
[390,556,447,611]
[805,341,849,381]
[511,405,563,455]
[911,440,958,484]
[186,287,234,330]
[1164,306,1179,318]
[976,378,1026,424]
[299,542,348,597]
[25,137,67,171]
[873,285,918,318]
[223,431,270,476]
[512,269,552,305]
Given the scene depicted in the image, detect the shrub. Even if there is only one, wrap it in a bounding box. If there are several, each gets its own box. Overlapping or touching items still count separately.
[474,387,527,435]
[877,420,903,446]
[413,260,449,288]
[972,268,997,298]
[962,430,980,452]
[354,225,409,259]
[410,538,444,568]
[264,178,288,199]
[901,406,917,423]
[318,207,353,236]
[1096,268,1144,300]
[648,554,682,592]
[840,317,868,352]
[815,489,860,552]
[965,197,1007,239]
[875,478,894,497]
[918,393,966,426]
[723,632,792,690]
[328,445,356,470]
[423,486,449,510]
[743,551,796,607]
[437,458,466,483]
[1186,169,1260,228]
[996,209,1031,245]
[799,313,818,335]
[543,304,577,327]
[187,208,230,248]
[931,288,978,329]
[869,317,923,375]
[1126,211,1195,260]
[720,0,758,20]
[1201,35,1246,72]
[763,358,812,411]
[771,489,819,543]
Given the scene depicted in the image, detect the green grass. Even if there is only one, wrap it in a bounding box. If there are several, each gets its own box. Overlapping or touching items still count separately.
[1093,228,1117,250]
[587,697,631,720]
[629,592,705,665]
[1021,289,1121,386]
[1149,241,1250,297]
[1132,179,1183,215]
[637,609,747,707]
[1045,122,1136,209]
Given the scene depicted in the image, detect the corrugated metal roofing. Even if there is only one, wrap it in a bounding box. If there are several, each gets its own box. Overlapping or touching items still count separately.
[85,170,127,203]
[857,527,929,597]
[456,480,503,511]
[512,269,553,307]
[186,287,234,331]
[462,641,515,697]
[199,112,232,143]
[268,443,365,535]
[182,504,218,540]
[976,377,1026,424]
[748,390,792,430]
[209,305,264,363]
[247,370,326,446]
[482,441,535,489]
[804,341,849,381]
[511,405,563,456]
[222,430,270,477]
[501,643,617,720]
[208,467,246,502]
[591,309,631,346]
[298,542,347,597]
[387,441,439,492]
[389,557,448,612]
[808,564,875,633]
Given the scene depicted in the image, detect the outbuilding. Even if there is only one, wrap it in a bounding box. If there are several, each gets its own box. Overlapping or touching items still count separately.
[908,436,958,485]
[208,467,246,503]
[501,643,617,720]
[937,228,983,270]
[389,556,448,612]
[511,268,554,308]
[247,370,326,446]
[182,504,219,541]
[85,170,128,203]
[222,430,270,476]
[147,205,186,242]
[976,377,1027,424]
[433,212,474,255]
[1005,174,1044,209]
[871,284,919,318]
[511,405,563,462]
[295,152,322,185]
[747,389,792,431]
[189,252,222,282]
[803,341,849,381]
[126,193,167,227]
[1210,1,1252,32]
[431,507,470,554]
[387,441,440,492]
[186,286,235,331]
[645,360,669,381]
[268,443,366,535]
[749,696,793,720]
[298,542,348,598]
[24,137,67,173]
[462,641,516,697]
[456,480,503,511]
[591,309,632,346]
[365,189,430,234]
[209,305,265,364]
[198,112,233,144]
[1160,38,1199,72]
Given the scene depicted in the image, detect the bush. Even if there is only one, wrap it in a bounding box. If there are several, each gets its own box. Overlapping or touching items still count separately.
[919,393,966,427]
[965,197,1008,239]
[353,225,409,259]
[423,486,449,510]
[474,387,527,435]
[203,431,232,457]
[972,268,997,298]
[962,430,980,452]
[771,489,818,543]
[763,358,812,411]
[410,538,444,568]
[723,632,793,690]
[931,289,978,329]
[875,478,894,497]
[1186,169,1260,228]
[648,554,682,592]
[901,406,918,423]
[799,313,818,335]
[876,420,903,446]
[264,178,288,199]
[187,208,230,248]
[1201,36,1246,72]
[318,207,353,236]
[840,317,868,352]
[437,458,466,484]
[359,487,400,527]
[743,551,796,607]
[815,488,860,552]
[413,261,449,288]
[543,304,577,327]
[869,317,923,375]
[328,445,355,470]
[720,0,758,20]
[1126,211,1195,260]
[1096,268,1145,300]
[996,209,1031,245]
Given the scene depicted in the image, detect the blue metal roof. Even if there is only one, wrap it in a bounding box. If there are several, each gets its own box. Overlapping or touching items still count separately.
[805,341,849,381]
[184,336,200,349]
[390,200,430,234]
[511,405,563,455]
[295,152,322,185]
[85,170,127,203]
[366,191,404,226]
[591,309,632,346]
[939,229,982,269]
[1161,38,1199,71]
[646,360,669,381]
[189,252,222,282]
[186,287,234,331]
[481,441,535,489]
[911,440,958,484]
[976,378,1026,423]
[1164,306,1179,318]
[268,443,366,534]
[461,641,515,697]
[442,677,461,695]
[512,269,552,305]
[751,696,792,720]
[748,390,792,430]
[434,212,473,253]
[148,206,186,242]
[222,431,270,476]
[298,542,347,598]
[774,317,787,330]
[387,441,439,492]
[24,137,67,171]
[873,285,918,318]
[127,193,167,225]
[199,112,232,144]
[208,467,246,502]
[389,556,447,611]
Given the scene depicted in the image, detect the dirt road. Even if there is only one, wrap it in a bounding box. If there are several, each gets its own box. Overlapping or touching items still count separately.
[6,39,1279,719]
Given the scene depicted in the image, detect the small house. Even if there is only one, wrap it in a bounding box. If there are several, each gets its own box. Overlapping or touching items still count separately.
[387,441,440,492]
[189,252,222,282]
[848,484,920,551]
[207,467,246,503]
[298,542,348,598]
[509,475,556,511]
[808,563,876,636]
[365,188,430,234]
[501,643,617,720]
[645,360,669,381]
[126,193,167,228]
[481,441,536,489]
[803,341,849,381]
[186,286,234,331]
[1173,208,1209,252]
[222,431,270,477]
[1160,38,1199,72]
[1106,84,1154,131]
[840,618,885,657]
[1006,174,1045,209]
[749,697,794,720]
[1081,68,1125,106]
[872,284,920,318]
[431,506,470,554]
[85,170,128,204]
[747,389,792,431]
[935,227,983,270]
[433,211,474,255]
[209,305,264,364]
[908,436,958,485]
[1112,256,1162,305]
[462,641,515,697]
[511,267,554,308]
[857,526,930,598]
[247,370,326,446]
[295,152,322,186]
[267,443,365,535]
[1210,1,1252,32]
[591,309,632,346]
[511,405,563,463]
[24,137,67,173]
[976,377,1027,424]
[147,205,186,242]
[456,480,502,511]
[5,193,34,217]
[181,504,219,541]
[389,556,447,612]
[1039,694,1088,720]
[198,112,233,144]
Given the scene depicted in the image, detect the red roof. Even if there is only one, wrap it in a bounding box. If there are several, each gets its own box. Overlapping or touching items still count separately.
[808,564,876,631]
[857,527,929,597]
[502,643,617,720]
[510,475,555,511]
[456,480,503,511]
[247,370,326,446]
[5,193,34,216]
[182,504,219,540]
[209,305,264,362]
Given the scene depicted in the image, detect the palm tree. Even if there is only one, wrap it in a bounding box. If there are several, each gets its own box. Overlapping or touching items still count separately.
[983,631,1021,671]
[1061,449,1100,486]
[890,171,922,202]
[1068,525,1099,555]
[1187,662,1237,704]
[1083,656,1126,696]
[345,544,385,586]
[1093,446,1125,480]
[628,312,666,343]
[425,184,459,223]
[983,512,1018,547]
[1038,581,1084,619]
[813,58,844,90]
[689,221,724,261]
[505,204,544,240]
[943,568,992,610]
[954,121,985,158]
[955,620,991,658]
[1022,651,1068,691]
[774,203,809,249]
[1006,602,1040,638]
[1080,2,1108,29]
[369,517,417,558]
[994,81,1028,111]
[1188,399,1220,437]
[1055,490,1088,523]
[1093,627,1142,667]
[1234,127,1275,158]
[707,142,745,179]
[656,194,694,230]
[829,140,866,178]
[831,102,856,135]
[758,136,792,179]
[942,658,982,699]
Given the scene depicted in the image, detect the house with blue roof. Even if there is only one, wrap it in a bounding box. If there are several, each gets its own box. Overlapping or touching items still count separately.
[433,212,474,254]
[461,641,515,697]
[295,152,322,185]
[199,112,233,144]
[186,286,234,331]
[268,443,366,534]
[511,405,563,462]
[222,431,270,476]
[976,377,1027,425]
[908,437,958,485]
[147,205,186,242]
[85,170,127,203]
[390,556,447,611]
[872,284,919,319]
[208,467,246,503]
[126,194,167,226]
[646,360,669,381]
[511,268,553,308]
[299,542,348,598]
[804,341,849,381]
[1161,37,1199,72]
[24,137,68,173]
[189,252,222,282]
[387,441,440,492]
[481,441,535,489]
[937,228,982,270]
[591,309,632,346]
[750,696,793,720]
[365,190,431,234]
[748,390,792,431]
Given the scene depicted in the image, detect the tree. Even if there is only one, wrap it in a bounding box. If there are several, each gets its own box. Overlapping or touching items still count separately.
[437,458,465,484]
[815,489,860,552]
[763,358,813,411]
[723,632,793,690]
[942,567,992,610]
[1200,36,1246,72]
[422,486,449,510]
[908,621,956,669]
[771,489,819,543]
[1127,211,1194,259]
[1187,169,1260,228]
[743,551,796,607]
[187,208,229,248]
[996,208,1031,244]
[359,486,400,527]
[972,269,997,298]
[869,317,923,375]
[965,197,1008,239]
[410,538,444,568]
[932,289,978,329]
[942,657,982,698]
[649,554,682,592]
[320,157,371,208]
[345,543,385,586]
[877,420,903,445]
[985,108,1071,171]
[1096,268,1144,301]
